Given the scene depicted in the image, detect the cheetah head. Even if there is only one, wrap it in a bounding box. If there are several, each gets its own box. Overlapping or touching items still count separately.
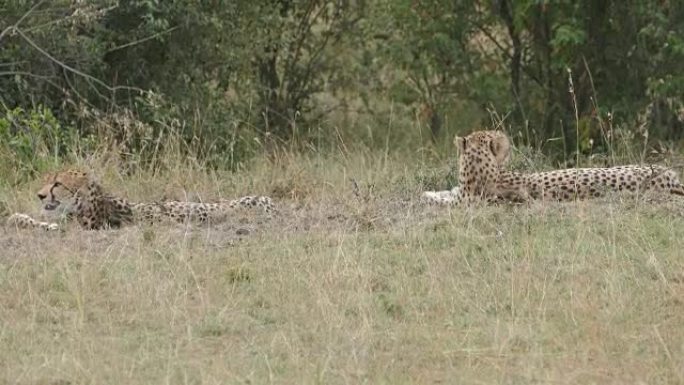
[36,169,89,216]
[455,130,511,167]
[454,130,511,196]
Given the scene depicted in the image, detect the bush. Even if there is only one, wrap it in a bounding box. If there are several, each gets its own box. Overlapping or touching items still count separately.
[0,106,81,183]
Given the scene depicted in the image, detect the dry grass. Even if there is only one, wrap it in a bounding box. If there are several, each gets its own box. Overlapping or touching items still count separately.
[2,150,684,385]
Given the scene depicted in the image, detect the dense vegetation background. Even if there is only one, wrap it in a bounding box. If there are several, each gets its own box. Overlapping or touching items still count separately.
[4,4,684,383]
[2,0,683,177]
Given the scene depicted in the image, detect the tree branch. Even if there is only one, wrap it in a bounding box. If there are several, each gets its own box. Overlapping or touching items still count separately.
[105,26,179,54]
[0,0,47,42]
[13,27,146,96]
[473,23,544,89]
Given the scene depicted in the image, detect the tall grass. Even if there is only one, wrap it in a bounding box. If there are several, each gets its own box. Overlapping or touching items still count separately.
[2,103,684,384]
[2,145,684,383]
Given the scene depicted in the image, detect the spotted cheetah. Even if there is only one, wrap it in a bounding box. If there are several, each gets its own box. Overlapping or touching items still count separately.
[494,165,684,202]
[6,169,275,231]
[422,130,684,204]
[422,130,512,204]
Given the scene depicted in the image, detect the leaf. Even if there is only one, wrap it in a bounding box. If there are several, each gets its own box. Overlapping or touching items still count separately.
[551,24,587,49]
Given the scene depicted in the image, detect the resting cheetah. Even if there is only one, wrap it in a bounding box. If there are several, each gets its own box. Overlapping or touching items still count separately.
[422,130,512,204]
[422,130,684,204]
[422,131,511,204]
[454,130,515,202]
[494,165,684,202]
[6,169,275,231]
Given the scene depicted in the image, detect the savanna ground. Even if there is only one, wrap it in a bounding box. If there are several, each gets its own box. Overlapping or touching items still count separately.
[2,149,684,385]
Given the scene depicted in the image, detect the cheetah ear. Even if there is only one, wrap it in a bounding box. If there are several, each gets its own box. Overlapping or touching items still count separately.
[454,135,466,154]
[489,133,511,166]
[43,172,57,183]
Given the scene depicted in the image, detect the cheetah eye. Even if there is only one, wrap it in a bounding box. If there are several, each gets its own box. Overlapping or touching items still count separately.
[53,182,62,187]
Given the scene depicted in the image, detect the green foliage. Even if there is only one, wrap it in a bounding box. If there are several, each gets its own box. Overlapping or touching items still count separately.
[0,106,78,182]
[1,0,683,168]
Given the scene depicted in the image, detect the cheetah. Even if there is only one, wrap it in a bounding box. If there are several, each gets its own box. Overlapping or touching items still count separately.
[6,169,275,231]
[422,130,684,204]
[454,130,518,202]
[422,130,512,205]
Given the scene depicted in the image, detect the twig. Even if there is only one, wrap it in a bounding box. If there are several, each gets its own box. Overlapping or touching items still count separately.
[0,61,28,67]
[567,68,580,167]
[14,27,146,95]
[105,26,179,54]
[22,5,118,34]
[473,23,544,88]
[0,70,63,94]
[581,55,614,163]
[350,178,361,199]
[0,0,47,42]
[0,70,53,80]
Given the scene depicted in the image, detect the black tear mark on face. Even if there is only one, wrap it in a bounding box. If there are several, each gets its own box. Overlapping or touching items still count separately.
[43,182,63,210]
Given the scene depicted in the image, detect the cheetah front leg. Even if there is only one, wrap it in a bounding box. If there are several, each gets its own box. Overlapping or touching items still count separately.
[421,186,464,205]
[6,213,60,231]
[492,186,530,203]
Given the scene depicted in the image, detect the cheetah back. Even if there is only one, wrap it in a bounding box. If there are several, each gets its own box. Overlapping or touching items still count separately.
[497,165,684,201]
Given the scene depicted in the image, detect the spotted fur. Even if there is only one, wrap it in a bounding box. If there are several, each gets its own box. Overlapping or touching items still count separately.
[496,165,684,201]
[7,169,275,231]
[422,130,684,205]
